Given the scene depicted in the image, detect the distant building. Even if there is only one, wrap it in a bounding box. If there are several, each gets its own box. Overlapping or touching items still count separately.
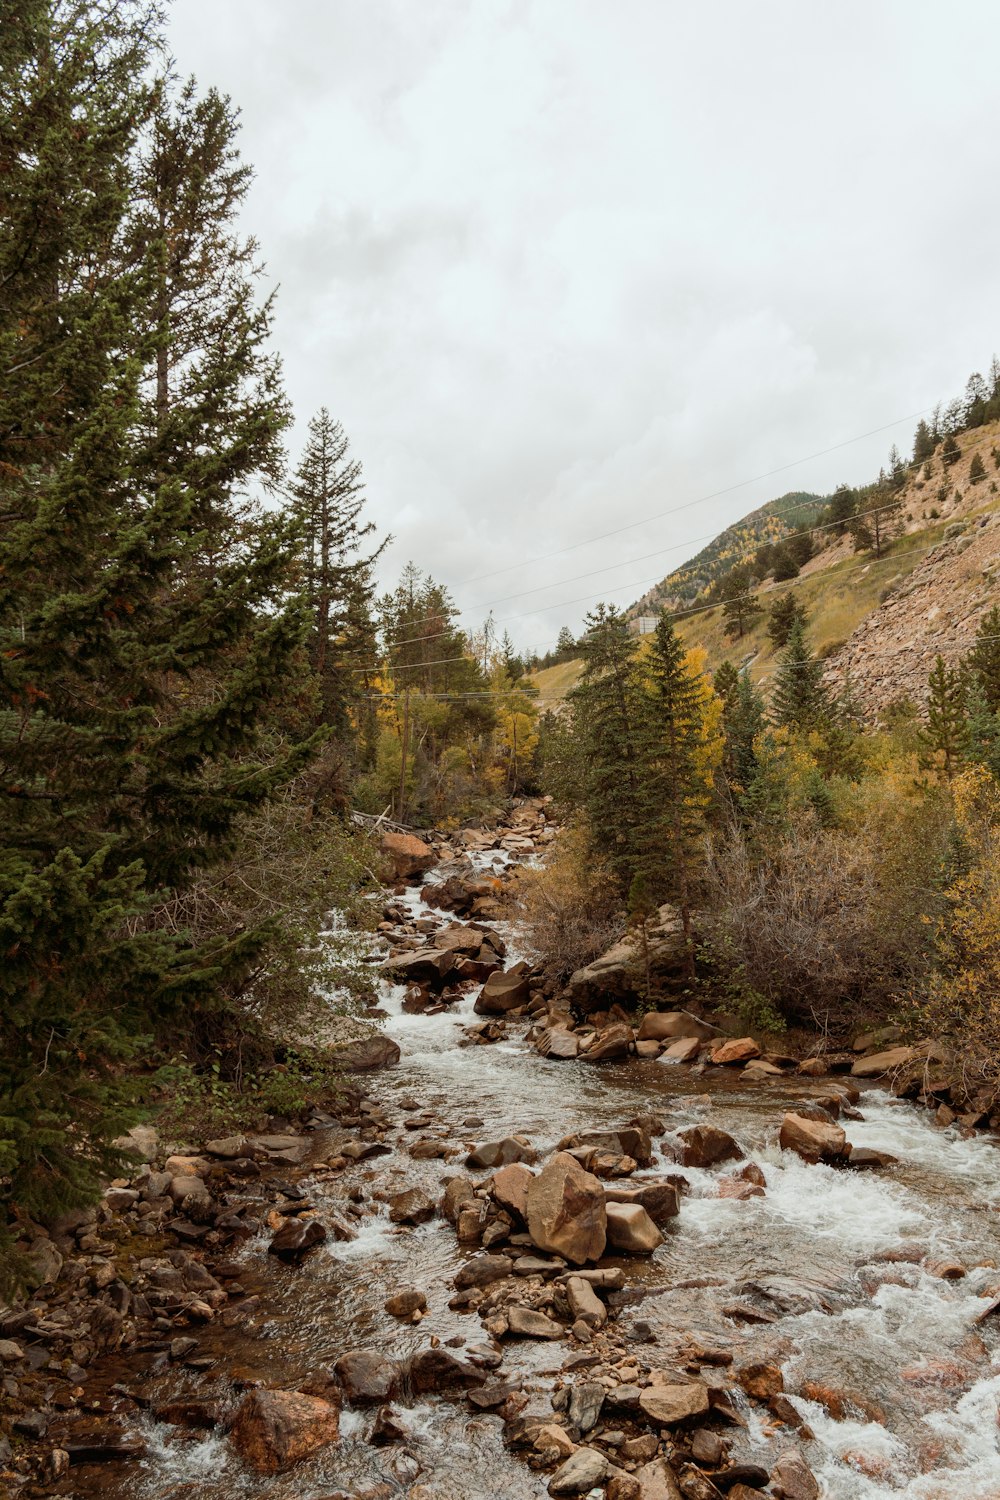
[628,616,658,637]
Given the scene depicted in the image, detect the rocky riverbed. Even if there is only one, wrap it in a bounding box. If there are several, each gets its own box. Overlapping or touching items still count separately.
[4,799,1000,1500]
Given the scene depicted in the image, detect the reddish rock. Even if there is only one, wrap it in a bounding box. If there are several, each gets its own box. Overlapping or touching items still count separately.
[737,1362,784,1399]
[229,1389,340,1474]
[771,1448,820,1500]
[851,1046,920,1078]
[491,1163,534,1221]
[660,1036,703,1062]
[267,1218,326,1262]
[381,831,436,882]
[637,1011,714,1042]
[605,1201,662,1254]
[581,1022,634,1062]
[525,1151,607,1265]
[710,1037,760,1065]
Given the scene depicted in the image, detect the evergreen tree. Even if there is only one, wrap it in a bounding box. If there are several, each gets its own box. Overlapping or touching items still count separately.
[567,606,650,890]
[941,434,961,467]
[291,408,386,751]
[720,567,762,640]
[712,660,740,708]
[849,474,902,559]
[720,670,766,802]
[919,657,968,780]
[826,484,858,534]
[770,622,829,733]
[967,607,1000,712]
[912,419,935,465]
[969,452,986,484]
[556,626,577,660]
[771,545,800,582]
[0,5,313,1232]
[767,593,808,650]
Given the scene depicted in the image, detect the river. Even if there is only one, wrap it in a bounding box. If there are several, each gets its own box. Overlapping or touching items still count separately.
[73,848,1000,1500]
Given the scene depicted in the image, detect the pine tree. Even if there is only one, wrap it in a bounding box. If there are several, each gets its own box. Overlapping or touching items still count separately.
[721,671,766,798]
[767,593,808,650]
[967,607,1000,712]
[919,657,969,779]
[555,626,577,660]
[849,474,903,559]
[770,622,829,732]
[941,434,961,467]
[912,419,935,465]
[969,452,986,484]
[826,484,858,534]
[720,567,762,639]
[712,660,740,708]
[291,409,387,749]
[0,5,314,1232]
[567,606,650,890]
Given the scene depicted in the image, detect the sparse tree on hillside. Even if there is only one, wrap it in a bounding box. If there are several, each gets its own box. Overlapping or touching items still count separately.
[826,484,858,535]
[556,626,577,660]
[713,660,740,708]
[720,670,766,800]
[770,622,829,733]
[942,434,961,467]
[720,567,762,640]
[968,607,1000,713]
[969,452,986,484]
[913,420,936,465]
[849,474,903,559]
[771,545,800,581]
[920,656,969,780]
[767,593,809,651]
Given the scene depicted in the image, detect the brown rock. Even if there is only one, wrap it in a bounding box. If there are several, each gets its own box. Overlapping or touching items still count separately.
[491,1163,534,1221]
[229,1389,339,1474]
[381,831,436,882]
[638,1379,710,1425]
[506,1305,563,1339]
[407,1346,488,1393]
[638,1011,714,1042]
[582,1022,634,1062]
[548,1447,609,1494]
[384,1287,427,1319]
[851,1045,920,1077]
[737,1362,784,1399]
[676,1125,744,1168]
[525,1152,607,1265]
[267,1218,326,1262]
[605,1181,681,1224]
[387,1188,435,1225]
[466,1137,537,1169]
[334,1351,401,1405]
[709,1037,760,1065]
[778,1112,847,1163]
[474,967,531,1015]
[538,1027,581,1059]
[565,1275,607,1328]
[797,1058,829,1077]
[661,1036,703,1062]
[605,1201,662,1254]
[453,1254,512,1289]
[771,1448,820,1500]
[634,1458,684,1499]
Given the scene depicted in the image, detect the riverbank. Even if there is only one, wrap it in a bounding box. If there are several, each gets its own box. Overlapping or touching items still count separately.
[3,804,1000,1499]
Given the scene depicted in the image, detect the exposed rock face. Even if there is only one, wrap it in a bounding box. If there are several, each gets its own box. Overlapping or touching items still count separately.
[229,1389,340,1474]
[568,904,687,1009]
[605,1202,662,1254]
[676,1125,744,1168]
[381,831,436,882]
[778,1112,847,1163]
[525,1152,607,1265]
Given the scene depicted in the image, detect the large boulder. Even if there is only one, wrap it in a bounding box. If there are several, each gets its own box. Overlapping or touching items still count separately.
[850,1046,920,1078]
[638,1379,709,1426]
[676,1125,744,1168]
[267,1218,326,1262]
[386,948,457,985]
[637,1011,714,1042]
[333,1351,401,1406]
[381,831,436,882]
[604,1181,680,1224]
[526,1152,607,1265]
[474,965,531,1015]
[568,905,688,1009]
[537,1027,580,1059]
[548,1448,609,1495]
[605,1202,662,1254]
[229,1389,340,1474]
[491,1163,534,1221]
[709,1037,760,1065]
[778,1112,847,1163]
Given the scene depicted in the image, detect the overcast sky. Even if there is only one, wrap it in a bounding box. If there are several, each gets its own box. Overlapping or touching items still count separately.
[168,0,1000,655]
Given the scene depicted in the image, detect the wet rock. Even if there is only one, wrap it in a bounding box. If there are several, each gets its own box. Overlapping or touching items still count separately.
[534,1422,576,1458]
[467,1137,538,1169]
[156,1399,223,1430]
[558,1126,653,1167]
[381,831,436,882]
[548,1446,609,1494]
[605,1201,662,1254]
[469,1380,518,1410]
[506,1305,563,1339]
[267,1218,327,1262]
[690,1430,726,1465]
[797,1057,829,1077]
[474,967,532,1015]
[778,1112,846,1163]
[370,1404,410,1445]
[568,1381,605,1431]
[537,1027,581,1059]
[638,1379,710,1425]
[334,1351,402,1405]
[565,1276,607,1329]
[408,1346,488,1393]
[441,1174,477,1222]
[453,1254,512,1290]
[491,1163,535,1220]
[388,1188,435,1225]
[771,1449,820,1500]
[513,1253,564,1276]
[229,1388,340,1473]
[737,1362,783,1399]
[324,1025,401,1072]
[850,1045,920,1078]
[581,1022,634,1062]
[384,1287,427,1320]
[709,1037,760,1065]
[204,1135,252,1158]
[526,1152,607,1266]
[676,1125,744,1168]
[605,1180,680,1224]
[847,1145,898,1169]
[388,948,458,984]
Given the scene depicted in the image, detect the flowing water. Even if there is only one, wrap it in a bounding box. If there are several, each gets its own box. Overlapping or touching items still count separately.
[73,851,1000,1500]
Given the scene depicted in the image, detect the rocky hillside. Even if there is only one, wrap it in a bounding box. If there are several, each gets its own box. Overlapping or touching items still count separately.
[532,419,1000,715]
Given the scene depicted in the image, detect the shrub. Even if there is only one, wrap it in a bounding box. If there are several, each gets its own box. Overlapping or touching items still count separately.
[509,822,621,983]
